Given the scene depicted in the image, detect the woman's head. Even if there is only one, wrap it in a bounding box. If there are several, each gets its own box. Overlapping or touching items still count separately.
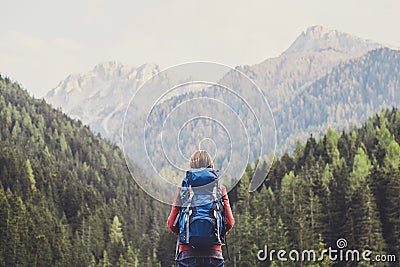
[189,150,214,169]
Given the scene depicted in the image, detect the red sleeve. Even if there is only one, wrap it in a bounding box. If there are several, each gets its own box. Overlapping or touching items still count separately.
[221,185,235,233]
[167,188,181,235]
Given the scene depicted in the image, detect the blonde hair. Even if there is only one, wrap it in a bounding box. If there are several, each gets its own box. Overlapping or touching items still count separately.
[189,150,214,169]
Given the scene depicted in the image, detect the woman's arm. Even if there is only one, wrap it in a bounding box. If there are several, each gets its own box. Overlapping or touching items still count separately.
[221,186,235,232]
[167,189,181,235]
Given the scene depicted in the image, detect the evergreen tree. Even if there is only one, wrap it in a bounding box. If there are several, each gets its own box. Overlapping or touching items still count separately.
[349,146,371,191]
[0,184,9,265]
[51,214,73,266]
[325,128,340,164]
[109,215,125,263]
[125,244,139,267]
[231,164,257,266]
[117,254,127,267]
[110,215,125,246]
[346,146,386,254]
[4,190,32,266]
[25,159,37,193]
[98,250,111,267]
[71,231,90,266]
[382,140,400,257]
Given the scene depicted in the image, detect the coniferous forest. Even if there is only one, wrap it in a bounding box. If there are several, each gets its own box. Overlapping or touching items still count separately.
[0,75,399,266]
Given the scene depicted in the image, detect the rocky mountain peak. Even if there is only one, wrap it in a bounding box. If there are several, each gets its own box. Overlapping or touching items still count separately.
[283,25,382,56]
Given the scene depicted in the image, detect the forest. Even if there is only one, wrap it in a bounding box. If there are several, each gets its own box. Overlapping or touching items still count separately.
[0,75,399,266]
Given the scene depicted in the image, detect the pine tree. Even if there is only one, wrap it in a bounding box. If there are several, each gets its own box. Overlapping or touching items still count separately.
[272,217,294,267]
[109,215,125,264]
[25,159,37,193]
[346,146,386,254]
[30,204,54,266]
[71,231,90,266]
[309,235,333,267]
[118,254,127,267]
[126,244,139,267]
[327,157,348,245]
[53,220,73,267]
[231,165,257,266]
[0,184,9,265]
[0,249,3,267]
[382,140,400,257]
[318,164,333,242]
[156,229,176,267]
[349,147,371,191]
[325,128,340,164]
[280,171,296,241]
[11,120,21,140]
[98,250,111,267]
[110,215,125,246]
[4,190,32,266]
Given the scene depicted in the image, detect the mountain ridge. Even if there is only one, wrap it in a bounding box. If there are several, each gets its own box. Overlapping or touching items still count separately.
[44,25,391,153]
[283,25,383,55]
[275,47,400,150]
[47,61,161,106]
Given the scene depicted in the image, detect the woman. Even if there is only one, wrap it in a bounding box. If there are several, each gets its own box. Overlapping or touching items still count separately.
[167,150,235,267]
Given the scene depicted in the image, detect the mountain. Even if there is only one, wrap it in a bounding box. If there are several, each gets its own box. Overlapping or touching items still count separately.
[47,61,157,114]
[238,25,383,111]
[283,25,382,55]
[276,47,400,149]
[45,62,162,140]
[123,48,400,185]
[44,25,400,193]
[45,26,383,147]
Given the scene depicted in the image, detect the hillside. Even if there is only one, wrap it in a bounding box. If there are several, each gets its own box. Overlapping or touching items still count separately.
[226,108,400,266]
[0,76,173,266]
[277,47,400,150]
[1,74,399,266]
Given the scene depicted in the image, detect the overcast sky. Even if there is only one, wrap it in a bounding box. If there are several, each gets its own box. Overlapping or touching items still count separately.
[1,0,399,97]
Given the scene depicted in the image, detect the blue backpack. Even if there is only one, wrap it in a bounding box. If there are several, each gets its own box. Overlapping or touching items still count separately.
[176,168,225,248]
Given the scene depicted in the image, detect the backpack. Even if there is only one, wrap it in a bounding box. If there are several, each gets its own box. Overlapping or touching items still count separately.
[177,167,225,248]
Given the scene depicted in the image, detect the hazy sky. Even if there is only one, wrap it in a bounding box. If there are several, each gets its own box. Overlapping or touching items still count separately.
[1,0,399,97]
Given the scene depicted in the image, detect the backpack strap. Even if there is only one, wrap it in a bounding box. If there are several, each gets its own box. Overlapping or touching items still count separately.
[173,209,181,258]
[184,184,194,244]
[212,178,222,244]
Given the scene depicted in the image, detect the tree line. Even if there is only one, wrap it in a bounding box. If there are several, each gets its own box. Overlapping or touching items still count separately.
[0,75,399,266]
[226,108,400,266]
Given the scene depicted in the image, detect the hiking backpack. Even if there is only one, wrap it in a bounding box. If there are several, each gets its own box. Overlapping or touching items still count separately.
[176,167,226,248]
